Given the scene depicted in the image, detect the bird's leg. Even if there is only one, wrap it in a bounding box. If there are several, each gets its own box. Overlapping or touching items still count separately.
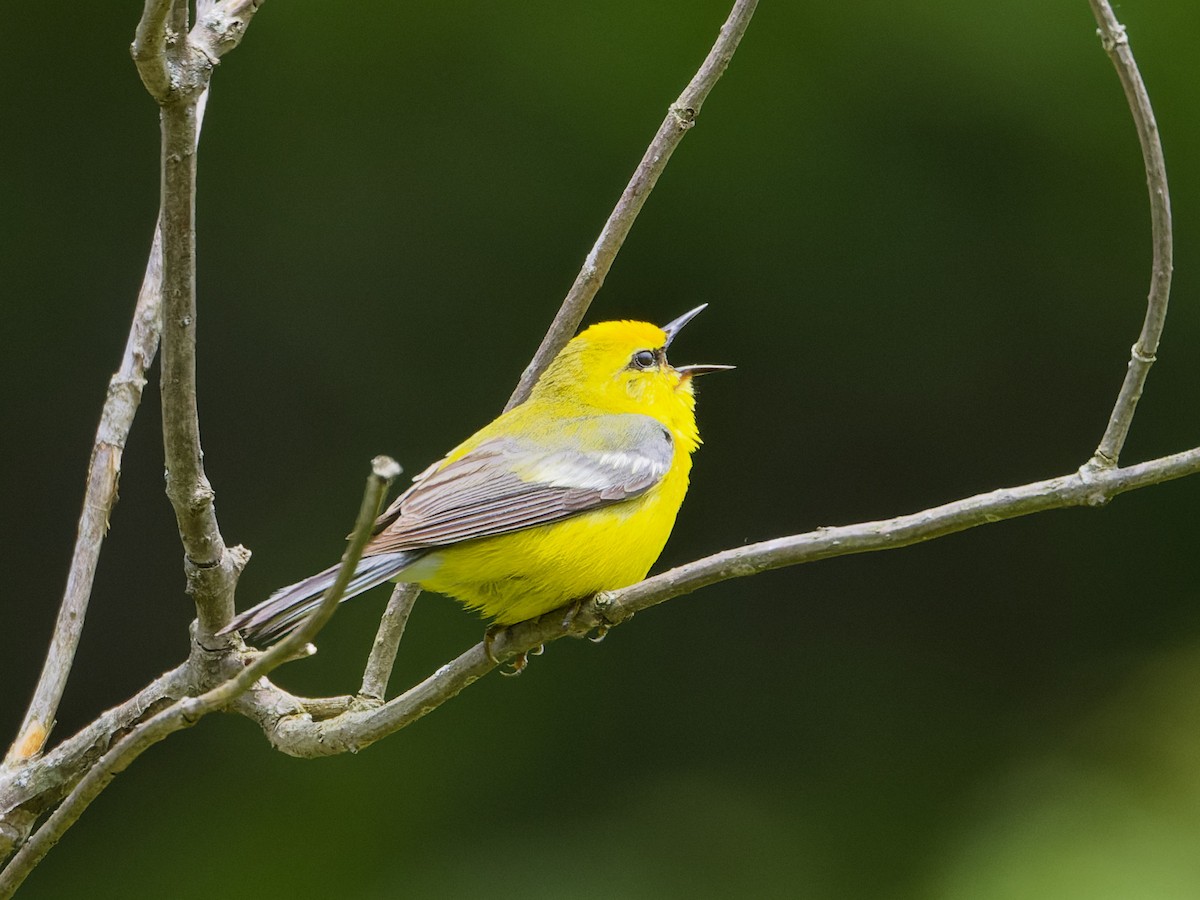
[485,624,542,676]
[561,598,587,630]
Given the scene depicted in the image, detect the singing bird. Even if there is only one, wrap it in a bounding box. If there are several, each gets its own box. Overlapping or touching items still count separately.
[223,305,731,649]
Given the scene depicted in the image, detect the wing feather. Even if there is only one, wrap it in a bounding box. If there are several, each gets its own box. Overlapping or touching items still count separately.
[365,414,673,555]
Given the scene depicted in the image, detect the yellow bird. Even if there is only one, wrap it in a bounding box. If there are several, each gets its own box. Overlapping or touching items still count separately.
[224,305,730,647]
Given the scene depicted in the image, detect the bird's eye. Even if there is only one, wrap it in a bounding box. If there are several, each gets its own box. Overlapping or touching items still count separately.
[632,350,657,370]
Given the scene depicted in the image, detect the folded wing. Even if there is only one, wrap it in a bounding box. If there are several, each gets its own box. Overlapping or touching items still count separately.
[365,414,674,556]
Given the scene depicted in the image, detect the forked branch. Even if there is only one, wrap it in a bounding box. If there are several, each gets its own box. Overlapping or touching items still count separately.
[0,457,399,899]
[0,0,265,874]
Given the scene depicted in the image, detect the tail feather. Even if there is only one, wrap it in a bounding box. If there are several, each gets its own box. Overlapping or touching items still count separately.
[222,551,421,645]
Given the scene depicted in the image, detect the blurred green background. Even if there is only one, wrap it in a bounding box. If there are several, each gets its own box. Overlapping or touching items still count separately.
[4,1,1200,897]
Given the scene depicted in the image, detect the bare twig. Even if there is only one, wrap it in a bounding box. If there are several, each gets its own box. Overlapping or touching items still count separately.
[504,0,759,410]
[0,668,355,860]
[597,447,1200,618]
[359,583,421,702]
[0,457,399,899]
[2,231,166,769]
[1087,0,1173,467]
[151,0,231,633]
[158,90,231,580]
[133,0,267,641]
[1,83,218,771]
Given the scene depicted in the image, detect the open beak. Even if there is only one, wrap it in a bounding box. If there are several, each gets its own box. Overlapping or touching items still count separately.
[660,305,734,378]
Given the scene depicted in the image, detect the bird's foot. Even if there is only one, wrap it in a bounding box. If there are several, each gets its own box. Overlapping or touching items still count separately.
[485,624,543,676]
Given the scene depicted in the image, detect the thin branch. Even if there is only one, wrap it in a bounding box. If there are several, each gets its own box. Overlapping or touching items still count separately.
[135,0,268,640]
[158,93,231,582]
[2,233,164,768]
[1087,0,1173,467]
[359,583,421,702]
[1,85,215,771]
[595,448,1200,619]
[0,458,399,899]
[0,668,355,861]
[257,446,1200,757]
[504,0,759,410]
[0,664,191,863]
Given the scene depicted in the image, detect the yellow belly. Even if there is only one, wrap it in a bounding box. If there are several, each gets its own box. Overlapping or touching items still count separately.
[411,460,690,624]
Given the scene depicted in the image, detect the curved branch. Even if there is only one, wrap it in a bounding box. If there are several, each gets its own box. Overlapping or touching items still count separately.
[504,0,759,410]
[1088,0,1173,466]
[2,230,166,769]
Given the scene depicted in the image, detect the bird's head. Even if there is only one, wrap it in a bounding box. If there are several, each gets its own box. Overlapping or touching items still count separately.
[534,305,732,444]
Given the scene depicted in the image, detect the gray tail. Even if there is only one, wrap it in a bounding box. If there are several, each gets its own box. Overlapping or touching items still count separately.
[221,551,421,645]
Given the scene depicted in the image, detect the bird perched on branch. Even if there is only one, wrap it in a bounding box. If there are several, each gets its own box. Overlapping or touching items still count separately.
[222,305,730,665]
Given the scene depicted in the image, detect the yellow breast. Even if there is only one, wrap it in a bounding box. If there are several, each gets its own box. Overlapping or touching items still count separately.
[414,450,692,624]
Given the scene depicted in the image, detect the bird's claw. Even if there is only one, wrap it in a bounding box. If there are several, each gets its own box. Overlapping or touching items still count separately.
[500,644,543,677]
[486,624,544,676]
[587,624,610,644]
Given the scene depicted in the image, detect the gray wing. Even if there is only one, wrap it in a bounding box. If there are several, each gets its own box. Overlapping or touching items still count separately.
[364,414,673,555]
